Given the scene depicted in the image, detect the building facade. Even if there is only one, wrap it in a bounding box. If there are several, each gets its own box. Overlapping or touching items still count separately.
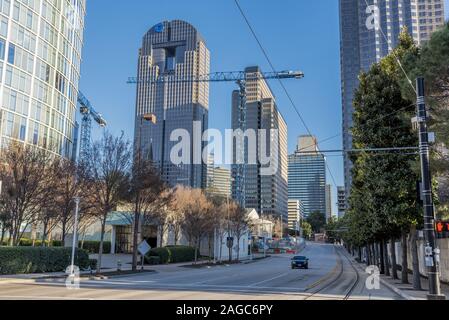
[288,136,326,219]
[134,20,210,189]
[0,0,85,157]
[339,0,445,199]
[231,66,288,222]
[325,184,333,222]
[207,166,231,198]
[288,199,304,233]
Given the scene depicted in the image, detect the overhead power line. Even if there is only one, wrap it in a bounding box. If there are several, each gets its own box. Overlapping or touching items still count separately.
[233,0,339,187]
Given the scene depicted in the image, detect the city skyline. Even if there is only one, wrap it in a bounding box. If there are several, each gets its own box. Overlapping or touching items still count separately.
[79,0,449,213]
[79,0,344,209]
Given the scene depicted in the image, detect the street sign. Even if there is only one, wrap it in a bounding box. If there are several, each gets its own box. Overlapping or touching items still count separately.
[138,240,151,256]
[227,237,234,249]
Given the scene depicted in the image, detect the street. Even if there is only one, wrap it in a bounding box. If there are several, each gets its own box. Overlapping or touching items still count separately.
[0,243,402,300]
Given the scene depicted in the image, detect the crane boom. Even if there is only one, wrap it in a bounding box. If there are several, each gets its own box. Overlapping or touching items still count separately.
[127,70,304,84]
[127,68,303,207]
[77,91,107,164]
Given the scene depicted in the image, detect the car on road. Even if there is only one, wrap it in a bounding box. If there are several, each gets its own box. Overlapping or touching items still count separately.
[291,256,309,269]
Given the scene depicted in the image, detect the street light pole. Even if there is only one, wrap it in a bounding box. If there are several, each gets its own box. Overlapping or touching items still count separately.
[70,197,80,276]
[416,77,445,300]
[132,114,156,271]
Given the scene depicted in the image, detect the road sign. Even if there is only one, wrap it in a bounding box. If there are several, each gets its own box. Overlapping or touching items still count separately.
[138,240,151,256]
[227,237,234,249]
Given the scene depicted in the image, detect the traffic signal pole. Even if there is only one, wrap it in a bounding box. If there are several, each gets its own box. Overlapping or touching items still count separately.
[416,77,445,300]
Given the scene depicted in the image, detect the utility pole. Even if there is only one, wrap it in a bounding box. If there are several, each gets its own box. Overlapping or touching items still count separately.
[416,77,445,300]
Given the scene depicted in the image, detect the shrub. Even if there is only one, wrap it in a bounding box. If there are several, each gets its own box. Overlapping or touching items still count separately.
[145,256,161,265]
[0,247,90,275]
[80,241,111,254]
[146,246,195,264]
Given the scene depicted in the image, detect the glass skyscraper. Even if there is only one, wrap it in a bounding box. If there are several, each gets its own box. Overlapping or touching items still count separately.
[288,136,326,219]
[339,0,445,200]
[231,66,288,221]
[0,0,85,158]
[134,20,210,189]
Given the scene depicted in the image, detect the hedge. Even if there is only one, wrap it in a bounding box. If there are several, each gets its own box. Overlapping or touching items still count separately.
[0,247,90,275]
[3,239,110,254]
[79,241,111,254]
[146,246,195,264]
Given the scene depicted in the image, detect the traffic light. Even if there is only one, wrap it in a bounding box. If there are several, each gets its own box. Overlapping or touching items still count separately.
[435,221,449,233]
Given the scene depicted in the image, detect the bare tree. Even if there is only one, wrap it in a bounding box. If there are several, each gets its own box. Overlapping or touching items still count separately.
[229,203,251,262]
[181,188,214,263]
[0,142,53,246]
[84,132,131,274]
[129,158,166,270]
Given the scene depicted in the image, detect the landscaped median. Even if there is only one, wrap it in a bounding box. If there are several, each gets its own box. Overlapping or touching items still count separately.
[0,247,93,275]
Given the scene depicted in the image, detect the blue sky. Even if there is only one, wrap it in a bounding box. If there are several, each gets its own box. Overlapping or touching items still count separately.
[79,0,449,210]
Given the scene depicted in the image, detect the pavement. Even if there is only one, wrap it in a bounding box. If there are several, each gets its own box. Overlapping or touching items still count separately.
[0,243,404,300]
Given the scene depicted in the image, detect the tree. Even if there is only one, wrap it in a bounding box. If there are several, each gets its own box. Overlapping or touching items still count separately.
[347,30,421,286]
[129,158,166,271]
[307,211,326,233]
[301,221,313,240]
[0,142,53,246]
[84,132,131,274]
[180,188,214,263]
[229,203,251,262]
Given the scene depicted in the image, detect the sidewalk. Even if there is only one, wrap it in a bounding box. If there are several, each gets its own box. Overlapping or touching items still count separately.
[348,253,449,300]
[378,272,449,300]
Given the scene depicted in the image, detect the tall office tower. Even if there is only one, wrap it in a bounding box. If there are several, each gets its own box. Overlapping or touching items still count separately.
[288,136,327,219]
[0,1,85,157]
[231,66,288,222]
[337,186,347,218]
[339,0,445,200]
[135,20,210,188]
[325,184,333,222]
[411,0,445,44]
[207,166,232,198]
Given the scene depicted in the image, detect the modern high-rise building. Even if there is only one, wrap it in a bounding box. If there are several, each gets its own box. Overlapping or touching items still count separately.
[231,66,288,222]
[288,136,326,219]
[411,0,446,44]
[339,0,445,199]
[134,20,210,189]
[288,199,304,233]
[325,184,333,222]
[0,0,85,158]
[337,186,347,218]
[207,166,232,198]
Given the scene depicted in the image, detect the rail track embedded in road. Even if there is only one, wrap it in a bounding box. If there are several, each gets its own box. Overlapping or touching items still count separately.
[304,246,360,300]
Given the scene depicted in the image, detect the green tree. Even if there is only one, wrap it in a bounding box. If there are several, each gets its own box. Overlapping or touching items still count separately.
[348,30,421,286]
[301,221,312,240]
[307,212,326,233]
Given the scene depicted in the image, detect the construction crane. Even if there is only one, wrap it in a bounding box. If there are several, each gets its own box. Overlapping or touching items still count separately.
[77,91,107,163]
[127,69,304,207]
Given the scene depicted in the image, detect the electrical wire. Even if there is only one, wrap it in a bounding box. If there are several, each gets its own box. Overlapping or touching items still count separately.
[233,0,339,187]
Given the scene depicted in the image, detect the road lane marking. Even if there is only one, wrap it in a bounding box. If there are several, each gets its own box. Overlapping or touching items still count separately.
[247,273,290,287]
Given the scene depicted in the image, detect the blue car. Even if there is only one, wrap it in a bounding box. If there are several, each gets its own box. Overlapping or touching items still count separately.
[291,256,309,269]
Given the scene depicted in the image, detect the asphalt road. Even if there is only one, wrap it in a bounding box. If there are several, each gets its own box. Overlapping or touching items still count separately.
[0,243,403,300]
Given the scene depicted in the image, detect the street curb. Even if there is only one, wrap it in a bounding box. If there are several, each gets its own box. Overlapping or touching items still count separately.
[378,277,416,300]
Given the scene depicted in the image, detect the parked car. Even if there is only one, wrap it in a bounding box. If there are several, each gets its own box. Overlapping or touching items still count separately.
[291,256,309,269]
